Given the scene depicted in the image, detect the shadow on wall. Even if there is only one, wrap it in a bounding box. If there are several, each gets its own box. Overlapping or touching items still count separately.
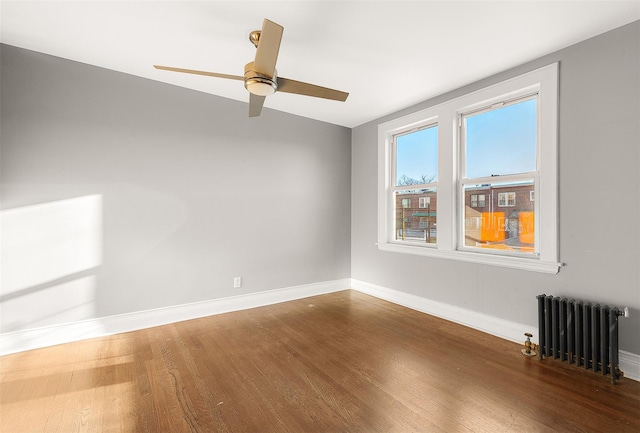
[0,195,103,332]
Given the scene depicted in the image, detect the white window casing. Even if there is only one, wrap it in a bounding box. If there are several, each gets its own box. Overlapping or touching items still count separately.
[377,63,561,274]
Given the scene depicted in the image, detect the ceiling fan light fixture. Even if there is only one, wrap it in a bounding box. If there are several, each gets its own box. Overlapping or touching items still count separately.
[244,62,277,96]
[245,77,277,96]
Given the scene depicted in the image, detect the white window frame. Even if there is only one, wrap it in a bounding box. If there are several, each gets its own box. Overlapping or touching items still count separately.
[419,197,430,208]
[377,63,561,274]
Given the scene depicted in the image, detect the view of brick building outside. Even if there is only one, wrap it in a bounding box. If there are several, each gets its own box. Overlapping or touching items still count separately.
[395,183,535,253]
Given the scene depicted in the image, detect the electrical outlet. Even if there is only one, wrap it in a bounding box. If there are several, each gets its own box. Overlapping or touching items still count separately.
[233,276,242,288]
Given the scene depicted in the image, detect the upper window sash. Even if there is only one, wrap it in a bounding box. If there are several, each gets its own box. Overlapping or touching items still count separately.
[459,94,539,180]
[391,122,439,189]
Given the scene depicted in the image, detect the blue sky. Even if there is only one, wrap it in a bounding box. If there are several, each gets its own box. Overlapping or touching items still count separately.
[396,125,438,184]
[395,98,536,184]
[465,98,537,179]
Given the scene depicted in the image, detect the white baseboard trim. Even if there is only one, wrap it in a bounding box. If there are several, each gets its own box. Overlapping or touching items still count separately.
[620,350,640,382]
[350,278,640,382]
[0,278,350,356]
[3,277,638,382]
[350,279,534,343]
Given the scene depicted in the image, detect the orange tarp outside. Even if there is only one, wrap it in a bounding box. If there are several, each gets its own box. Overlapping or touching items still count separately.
[480,212,504,242]
[519,211,535,244]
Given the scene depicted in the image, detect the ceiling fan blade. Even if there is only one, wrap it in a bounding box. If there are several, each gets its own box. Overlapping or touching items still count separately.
[277,77,349,102]
[249,93,266,117]
[154,65,244,81]
[253,19,283,77]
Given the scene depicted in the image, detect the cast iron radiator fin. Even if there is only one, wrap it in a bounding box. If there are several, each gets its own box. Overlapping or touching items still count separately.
[537,294,624,384]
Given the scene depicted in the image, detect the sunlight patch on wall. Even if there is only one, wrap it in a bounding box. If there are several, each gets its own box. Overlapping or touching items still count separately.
[1,195,103,332]
[1,275,97,332]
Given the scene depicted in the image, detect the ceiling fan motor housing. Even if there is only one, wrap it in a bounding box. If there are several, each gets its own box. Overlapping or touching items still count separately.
[244,62,277,96]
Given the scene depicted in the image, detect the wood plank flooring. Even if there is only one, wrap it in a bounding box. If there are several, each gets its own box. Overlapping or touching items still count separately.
[1,290,639,432]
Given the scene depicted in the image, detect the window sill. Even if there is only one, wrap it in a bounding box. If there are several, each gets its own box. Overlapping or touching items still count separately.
[376,242,562,274]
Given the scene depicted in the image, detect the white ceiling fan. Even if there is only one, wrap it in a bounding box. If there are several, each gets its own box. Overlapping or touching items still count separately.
[154,18,349,117]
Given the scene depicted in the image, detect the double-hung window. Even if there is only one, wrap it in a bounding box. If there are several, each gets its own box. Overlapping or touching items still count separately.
[392,124,438,244]
[378,63,560,273]
[461,96,535,255]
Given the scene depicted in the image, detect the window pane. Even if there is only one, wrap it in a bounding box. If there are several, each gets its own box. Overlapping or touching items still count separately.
[465,98,536,179]
[395,188,437,244]
[463,181,535,254]
[396,125,438,186]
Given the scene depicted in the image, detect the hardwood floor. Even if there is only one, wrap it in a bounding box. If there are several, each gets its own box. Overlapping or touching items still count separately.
[1,290,639,432]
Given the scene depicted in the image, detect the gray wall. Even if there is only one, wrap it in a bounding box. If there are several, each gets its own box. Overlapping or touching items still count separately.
[351,21,640,354]
[1,45,351,332]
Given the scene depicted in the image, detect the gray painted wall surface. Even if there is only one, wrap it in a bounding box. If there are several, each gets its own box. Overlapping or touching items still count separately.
[351,21,640,354]
[1,45,351,332]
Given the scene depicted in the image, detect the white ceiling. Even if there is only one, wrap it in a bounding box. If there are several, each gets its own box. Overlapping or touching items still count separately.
[1,1,638,127]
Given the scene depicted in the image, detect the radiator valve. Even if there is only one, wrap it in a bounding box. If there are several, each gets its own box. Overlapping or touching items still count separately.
[521,332,537,357]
